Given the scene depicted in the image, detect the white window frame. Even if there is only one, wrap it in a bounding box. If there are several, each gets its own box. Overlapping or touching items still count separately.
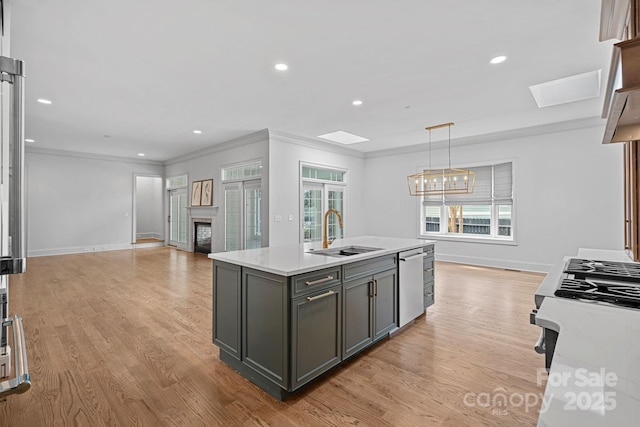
[417,160,516,246]
[300,162,348,243]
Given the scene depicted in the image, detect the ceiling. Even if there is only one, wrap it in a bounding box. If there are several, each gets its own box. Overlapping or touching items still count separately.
[11,0,615,161]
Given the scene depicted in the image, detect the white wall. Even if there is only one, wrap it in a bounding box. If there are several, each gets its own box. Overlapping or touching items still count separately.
[363,125,624,272]
[26,148,164,256]
[135,176,163,239]
[164,130,270,253]
[268,132,367,247]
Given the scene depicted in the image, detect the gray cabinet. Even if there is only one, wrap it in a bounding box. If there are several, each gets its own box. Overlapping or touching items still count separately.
[212,261,241,359]
[291,284,342,390]
[423,244,435,309]
[242,268,289,388]
[343,275,373,358]
[373,268,398,340]
[342,254,398,360]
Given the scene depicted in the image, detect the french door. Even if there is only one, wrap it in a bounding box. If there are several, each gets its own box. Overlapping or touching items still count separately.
[224,179,262,251]
[302,183,344,243]
[169,188,188,247]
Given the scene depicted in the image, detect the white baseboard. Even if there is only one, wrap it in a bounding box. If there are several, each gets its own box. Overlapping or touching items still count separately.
[436,253,552,273]
[136,232,162,239]
[28,243,134,257]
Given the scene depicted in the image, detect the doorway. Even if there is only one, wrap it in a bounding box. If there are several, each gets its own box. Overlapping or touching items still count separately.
[134,175,164,245]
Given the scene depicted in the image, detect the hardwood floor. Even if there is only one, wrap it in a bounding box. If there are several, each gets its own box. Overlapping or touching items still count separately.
[1,247,546,426]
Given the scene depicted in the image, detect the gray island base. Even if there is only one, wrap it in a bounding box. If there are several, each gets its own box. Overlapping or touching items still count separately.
[209,236,435,400]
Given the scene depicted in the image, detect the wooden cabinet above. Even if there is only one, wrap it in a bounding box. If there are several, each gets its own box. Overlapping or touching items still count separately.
[602,1,640,144]
[603,37,640,144]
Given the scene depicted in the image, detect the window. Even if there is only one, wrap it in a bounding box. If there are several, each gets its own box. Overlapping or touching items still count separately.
[166,174,188,190]
[420,162,513,241]
[222,161,262,181]
[301,165,347,243]
[222,161,263,251]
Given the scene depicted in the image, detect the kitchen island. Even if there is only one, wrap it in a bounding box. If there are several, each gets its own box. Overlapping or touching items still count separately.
[208,236,435,399]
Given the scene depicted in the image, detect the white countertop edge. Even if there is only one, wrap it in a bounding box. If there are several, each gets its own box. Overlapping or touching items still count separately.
[208,236,436,276]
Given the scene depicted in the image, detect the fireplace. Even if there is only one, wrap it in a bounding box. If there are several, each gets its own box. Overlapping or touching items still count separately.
[194,221,212,254]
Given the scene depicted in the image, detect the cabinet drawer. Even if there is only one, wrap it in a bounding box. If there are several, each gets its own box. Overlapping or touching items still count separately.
[343,254,397,281]
[292,266,342,297]
[424,280,434,295]
[423,245,434,257]
[423,259,434,282]
[424,293,434,309]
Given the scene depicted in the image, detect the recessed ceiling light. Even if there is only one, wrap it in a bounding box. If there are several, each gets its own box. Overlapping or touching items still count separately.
[274,63,288,71]
[137,153,145,157]
[317,130,370,144]
[37,98,52,104]
[352,100,363,106]
[490,55,507,64]
[25,138,34,143]
[193,130,202,134]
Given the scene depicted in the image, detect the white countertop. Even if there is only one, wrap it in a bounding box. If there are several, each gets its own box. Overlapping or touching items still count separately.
[208,235,435,276]
[536,298,640,426]
[535,248,640,426]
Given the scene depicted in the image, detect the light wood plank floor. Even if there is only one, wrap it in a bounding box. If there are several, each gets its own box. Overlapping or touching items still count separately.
[1,247,546,426]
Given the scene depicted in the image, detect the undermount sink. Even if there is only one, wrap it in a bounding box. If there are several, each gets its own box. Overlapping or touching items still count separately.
[307,245,382,257]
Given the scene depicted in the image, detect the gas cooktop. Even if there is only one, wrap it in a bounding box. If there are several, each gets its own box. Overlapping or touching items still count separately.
[555,258,640,309]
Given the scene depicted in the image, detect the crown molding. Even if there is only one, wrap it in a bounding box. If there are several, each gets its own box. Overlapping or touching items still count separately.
[26,146,165,166]
[268,130,366,159]
[164,129,270,165]
[364,116,606,159]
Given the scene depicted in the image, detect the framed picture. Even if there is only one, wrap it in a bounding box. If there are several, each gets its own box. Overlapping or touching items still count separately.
[201,179,213,206]
[191,180,202,207]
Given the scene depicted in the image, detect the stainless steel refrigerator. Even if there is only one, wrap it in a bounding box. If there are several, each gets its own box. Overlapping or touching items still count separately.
[0,0,30,398]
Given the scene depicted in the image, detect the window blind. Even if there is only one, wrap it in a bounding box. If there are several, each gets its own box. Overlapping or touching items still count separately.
[493,162,513,204]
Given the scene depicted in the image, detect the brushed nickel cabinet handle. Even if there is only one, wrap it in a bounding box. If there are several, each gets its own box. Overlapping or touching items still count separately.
[0,315,31,398]
[306,290,335,301]
[305,276,334,286]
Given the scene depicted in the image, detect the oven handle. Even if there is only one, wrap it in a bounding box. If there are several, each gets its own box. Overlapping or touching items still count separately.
[534,329,545,354]
[0,315,31,398]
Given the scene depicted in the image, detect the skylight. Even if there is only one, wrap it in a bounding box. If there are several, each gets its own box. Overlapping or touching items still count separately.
[529,70,601,108]
[317,131,370,144]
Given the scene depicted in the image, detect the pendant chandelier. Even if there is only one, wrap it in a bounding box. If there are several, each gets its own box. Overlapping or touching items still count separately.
[407,122,475,196]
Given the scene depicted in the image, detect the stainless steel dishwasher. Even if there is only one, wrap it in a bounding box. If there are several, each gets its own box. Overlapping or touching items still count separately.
[398,248,425,327]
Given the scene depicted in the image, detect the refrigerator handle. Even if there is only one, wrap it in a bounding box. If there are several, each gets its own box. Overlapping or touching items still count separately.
[0,56,26,275]
[0,315,31,397]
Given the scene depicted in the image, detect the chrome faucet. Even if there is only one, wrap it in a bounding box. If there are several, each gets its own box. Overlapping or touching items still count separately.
[322,209,343,248]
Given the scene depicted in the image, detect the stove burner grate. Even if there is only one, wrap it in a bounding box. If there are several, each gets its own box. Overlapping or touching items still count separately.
[564,258,640,283]
[555,278,640,309]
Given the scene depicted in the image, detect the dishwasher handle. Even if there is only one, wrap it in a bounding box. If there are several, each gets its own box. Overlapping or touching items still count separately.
[0,315,31,398]
[399,253,426,262]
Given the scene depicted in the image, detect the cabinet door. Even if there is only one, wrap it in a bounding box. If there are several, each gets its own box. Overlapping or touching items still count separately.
[373,268,398,341]
[213,261,241,359]
[291,285,342,390]
[342,276,374,359]
[242,268,288,388]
